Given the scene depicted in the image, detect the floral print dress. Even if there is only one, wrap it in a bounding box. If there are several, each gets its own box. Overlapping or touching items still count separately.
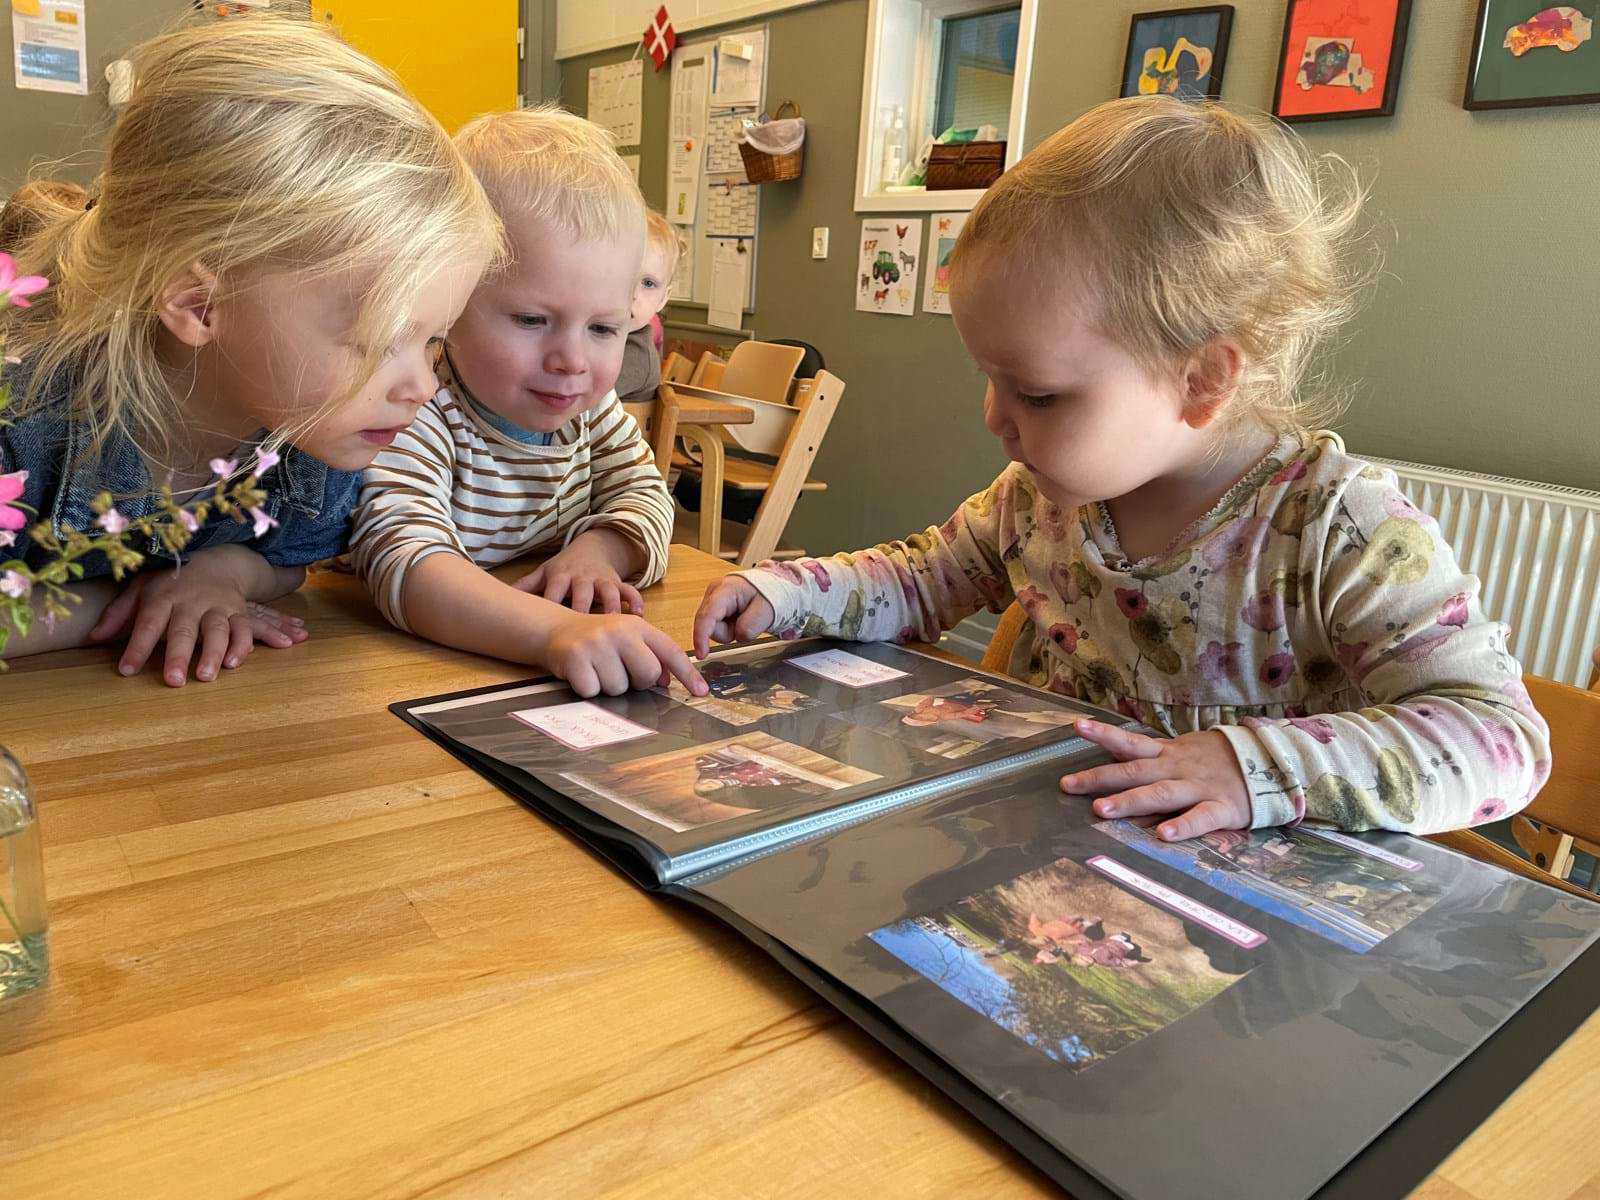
[739,432,1549,834]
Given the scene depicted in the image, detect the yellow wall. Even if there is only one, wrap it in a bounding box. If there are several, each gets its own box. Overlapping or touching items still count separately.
[318,0,519,133]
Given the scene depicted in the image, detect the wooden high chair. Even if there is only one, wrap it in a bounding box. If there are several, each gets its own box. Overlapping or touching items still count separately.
[668,367,846,567]
[981,605,1600,900]
[619,351,730,480]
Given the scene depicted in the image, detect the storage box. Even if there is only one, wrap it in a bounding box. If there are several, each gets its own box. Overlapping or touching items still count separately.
[927,140,1006,190]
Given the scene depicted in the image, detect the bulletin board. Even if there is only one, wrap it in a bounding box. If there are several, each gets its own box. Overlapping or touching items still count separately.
[665,25,767,314]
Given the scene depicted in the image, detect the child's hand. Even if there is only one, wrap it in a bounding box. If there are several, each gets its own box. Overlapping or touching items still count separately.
[542,611,708,698]
[514,531,645,616]
[1060,720,1251,841]
[692,576,776,659]
[89,553,308,686]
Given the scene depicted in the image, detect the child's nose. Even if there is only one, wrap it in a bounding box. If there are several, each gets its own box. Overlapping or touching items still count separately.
[393,352,435,407]
[545,330,586,376]
[983,391,1016,439]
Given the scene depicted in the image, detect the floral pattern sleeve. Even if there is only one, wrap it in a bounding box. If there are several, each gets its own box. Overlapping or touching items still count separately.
[1215,469,1551,833]
[737,465,1029,643]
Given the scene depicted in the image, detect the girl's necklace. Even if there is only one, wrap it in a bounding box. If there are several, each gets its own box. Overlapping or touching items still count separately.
[1095,433,1296,571]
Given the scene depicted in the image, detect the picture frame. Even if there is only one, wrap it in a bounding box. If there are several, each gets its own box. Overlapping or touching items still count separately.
[1464,1,1600,110]
[1271,0,1414,123]
[1119,6,1235,101]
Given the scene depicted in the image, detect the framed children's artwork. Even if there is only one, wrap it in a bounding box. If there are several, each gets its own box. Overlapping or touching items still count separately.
[922,211,968,316]
[1271,0,1414,123]
[1120,6,1234,100]
[856,218,921,316]
[1465,3,1600,109]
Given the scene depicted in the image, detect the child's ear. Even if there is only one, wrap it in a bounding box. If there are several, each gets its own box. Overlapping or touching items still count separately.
[156,262,222,349]
[1181,338,1244,429]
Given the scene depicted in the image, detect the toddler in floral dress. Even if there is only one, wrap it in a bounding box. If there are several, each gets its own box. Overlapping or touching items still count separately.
[694,97,1548,843]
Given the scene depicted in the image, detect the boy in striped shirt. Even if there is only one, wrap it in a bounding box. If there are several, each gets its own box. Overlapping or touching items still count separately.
[351,107,706,699]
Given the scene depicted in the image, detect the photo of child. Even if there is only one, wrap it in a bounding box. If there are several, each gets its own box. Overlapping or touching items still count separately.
[565,732,878,832]
[661,660,824,727]
[873,678,1081,759]
[869,857,1249,1071]
[1098,819,1444,952]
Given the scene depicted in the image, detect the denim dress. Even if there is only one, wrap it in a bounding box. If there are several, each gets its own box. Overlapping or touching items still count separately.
[0,357,360,578]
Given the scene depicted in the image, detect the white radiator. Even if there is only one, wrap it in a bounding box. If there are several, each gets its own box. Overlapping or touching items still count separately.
[946,459,1600,685]
[1367,456,1600,687]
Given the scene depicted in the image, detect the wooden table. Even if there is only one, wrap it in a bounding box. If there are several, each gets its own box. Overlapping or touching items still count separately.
[2,542,1596,1199]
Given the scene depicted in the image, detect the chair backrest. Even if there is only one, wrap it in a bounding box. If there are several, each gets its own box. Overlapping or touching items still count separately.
[720,340,806,406]
[735,369,846,566]
[661,350,695,385]
[981,602,1029,677]
[1523,676,1600,846]
[691,351,727,389]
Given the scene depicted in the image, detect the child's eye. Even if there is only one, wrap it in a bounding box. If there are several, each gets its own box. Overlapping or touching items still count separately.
[512,314,547,329]
[641,277,659,290]
[1018,392,1054,408]
[590,324,620,338]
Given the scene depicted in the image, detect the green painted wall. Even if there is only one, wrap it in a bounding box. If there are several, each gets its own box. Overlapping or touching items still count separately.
[563,0,1600,557]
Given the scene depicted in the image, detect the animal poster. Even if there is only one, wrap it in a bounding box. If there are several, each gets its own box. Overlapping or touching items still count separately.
[1273,0,1413,121]
[922,212,968,316]
[856,218,921,316]
[1098,818,1445,952]
[869,856,1251,1071]
[564,732,878,832]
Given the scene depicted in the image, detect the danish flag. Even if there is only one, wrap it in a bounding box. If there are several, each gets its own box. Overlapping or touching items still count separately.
[643,5,677,70]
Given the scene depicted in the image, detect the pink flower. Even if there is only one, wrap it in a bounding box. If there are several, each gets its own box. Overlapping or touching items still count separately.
[1197,640,1246,686]
[891,561,917,605]
[1472,799,1507,824]
[95,507,129,535]
[1259,651,1297,688]
[1475,722,1525,775]
[253,446,281,475]
[248,506,278,538]
[1391,627,1453,664]
[0,531,13,549]
[0,469,28,533]
[0,570,30,598]
[1437,592,1469,628]
[1114,587,1147,619]
[1271,458,1309,485]
[1286,715,1337,744]
[209,457,239,480]
[0,253,48,308]
[1047,622,1078,654]
[1383,490,1435,526]
[1017,584,1049,617]
[800,559,831,592]
[1333,638,1371,680]
[1116,696,1141,719]
[177,509,200,534]
[1201,516,1270,575]
[1241,589,1285,632]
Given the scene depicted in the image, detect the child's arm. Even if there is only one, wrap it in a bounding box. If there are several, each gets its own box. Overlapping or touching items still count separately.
[694,465,1024,657]
[556,394,675,587]
[1,545,308,682]
[1066,473,1550,838]
[399,552,704,695]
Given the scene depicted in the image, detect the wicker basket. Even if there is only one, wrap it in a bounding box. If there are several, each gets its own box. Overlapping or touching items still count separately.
[927,140,1006,190]
[737,100,805,183]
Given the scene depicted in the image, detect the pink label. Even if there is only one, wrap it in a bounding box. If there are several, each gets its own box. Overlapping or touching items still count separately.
[510,702,654,751]
[1087,855,1267,949]
[787,649,909,688]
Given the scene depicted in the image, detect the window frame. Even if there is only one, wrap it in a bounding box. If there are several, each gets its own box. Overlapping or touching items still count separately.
[853,0,1037,214]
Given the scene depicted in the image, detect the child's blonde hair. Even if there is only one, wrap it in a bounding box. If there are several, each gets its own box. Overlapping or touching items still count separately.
[454,105,646,253]
[644,210,681,281]
[952,96,1374,432]
[1,15,502,461]
[0,180,89,252]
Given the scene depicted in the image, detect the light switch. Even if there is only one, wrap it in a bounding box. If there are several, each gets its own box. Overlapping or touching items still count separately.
[811,227,829,259]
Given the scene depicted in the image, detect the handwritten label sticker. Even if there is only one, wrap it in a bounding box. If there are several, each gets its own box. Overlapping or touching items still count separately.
[1087,855,1267,949]
[1297,826,1423,872]
[510,702,653,751]
[787,649,909,688]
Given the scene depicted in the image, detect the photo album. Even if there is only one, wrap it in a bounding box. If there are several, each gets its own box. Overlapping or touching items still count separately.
[394,638,1600,1200]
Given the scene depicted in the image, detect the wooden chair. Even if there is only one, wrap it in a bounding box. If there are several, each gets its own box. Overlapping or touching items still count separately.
[671,369,846,566]
[618,353,705,481]
[980,604,1600,901]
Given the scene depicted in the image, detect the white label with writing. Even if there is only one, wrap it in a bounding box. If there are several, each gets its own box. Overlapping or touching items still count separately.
[1087,855,1267,949]
[510,702,653,751]
[787,649,910,688]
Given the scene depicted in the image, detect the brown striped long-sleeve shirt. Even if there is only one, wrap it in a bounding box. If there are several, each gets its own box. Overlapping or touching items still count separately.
[350,375,673,633]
